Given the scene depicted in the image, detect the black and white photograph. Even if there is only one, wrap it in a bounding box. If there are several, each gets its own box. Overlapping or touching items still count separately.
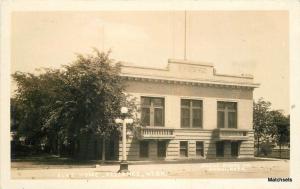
[1,1,300,189]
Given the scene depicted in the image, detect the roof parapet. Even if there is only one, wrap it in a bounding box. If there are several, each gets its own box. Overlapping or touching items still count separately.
[120,59,258,88]
[168,58,214,67]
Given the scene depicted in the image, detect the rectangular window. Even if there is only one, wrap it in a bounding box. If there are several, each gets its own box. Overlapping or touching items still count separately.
[180,141,188,157]
[181,99,203,128]
[217,101,237,129]
[196,141,204,157]
[140,141,149,158]
[141,97,164,127]
[157,141,167,158]
[216,141,224,157]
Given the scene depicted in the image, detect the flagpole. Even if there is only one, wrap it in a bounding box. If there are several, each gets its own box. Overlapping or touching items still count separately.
[184,10,187,60]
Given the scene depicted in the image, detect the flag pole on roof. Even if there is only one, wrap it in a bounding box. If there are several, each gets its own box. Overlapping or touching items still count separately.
[184,10,187,61]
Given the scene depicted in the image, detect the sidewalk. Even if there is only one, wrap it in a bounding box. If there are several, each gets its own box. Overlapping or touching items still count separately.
[11,156,280,169]
[11,159,289,179]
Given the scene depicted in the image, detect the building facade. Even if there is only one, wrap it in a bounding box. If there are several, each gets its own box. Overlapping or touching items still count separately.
[118,59,259,160]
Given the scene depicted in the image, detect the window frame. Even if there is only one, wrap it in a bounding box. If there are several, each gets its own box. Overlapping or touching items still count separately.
[179,141,188,157]
[141,96,165,127]
[180,99,203,128]
[217,101,238,129]
[196,141,204,157]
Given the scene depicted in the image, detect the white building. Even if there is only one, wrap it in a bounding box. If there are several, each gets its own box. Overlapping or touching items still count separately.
[118,59,259,160]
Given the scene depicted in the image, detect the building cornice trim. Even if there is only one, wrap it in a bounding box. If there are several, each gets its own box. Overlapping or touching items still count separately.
[121,74,260,89]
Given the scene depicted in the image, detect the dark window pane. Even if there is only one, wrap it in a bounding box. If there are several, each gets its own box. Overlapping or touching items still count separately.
[141,97,165,127]
[217,111,225,128]
[154,108,164,126]
[227,102,237,110]
[192,100,202,108]
[231,142,239,157]
[181,99,203,128]
[216,141,224,157]
[181,108,190,127]
[140,141,149,158]
[181,118,190,128]
[141,108,150,126]
[196,141,204,157]
[182,108,190,118]
[157,141,167,158]
[153,98,164,106]
[141,97,151,106]
[180,141,188,157]
[217,102,225,109]
[217,101,238,129]
[181,99,190,107]
[228,112,237,128]
[192,109,202,127]
[180,141,187,148]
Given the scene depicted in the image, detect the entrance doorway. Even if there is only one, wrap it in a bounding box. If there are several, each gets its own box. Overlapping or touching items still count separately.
[216,141,225,157]
[231,141,239,157]
[157,141,167,158]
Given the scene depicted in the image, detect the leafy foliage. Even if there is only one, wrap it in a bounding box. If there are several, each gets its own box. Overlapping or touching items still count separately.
[11,50,138,156]
[253,98,290,156]
[269,111,290,148]
[253,98,273,145]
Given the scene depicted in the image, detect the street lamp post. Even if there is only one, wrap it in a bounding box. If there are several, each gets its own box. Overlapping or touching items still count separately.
[115,107,133,173]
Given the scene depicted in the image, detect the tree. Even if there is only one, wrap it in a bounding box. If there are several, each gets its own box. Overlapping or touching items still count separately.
[12,70,61,148]
[12,50,138,158]
[269,111,290,158]
[253,98,290,157]
[253,98,274,155]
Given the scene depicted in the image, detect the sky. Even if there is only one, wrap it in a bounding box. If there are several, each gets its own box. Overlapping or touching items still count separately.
[11,11,289,114]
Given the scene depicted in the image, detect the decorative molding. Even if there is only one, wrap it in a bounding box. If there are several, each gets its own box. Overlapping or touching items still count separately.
[121,74,259,89]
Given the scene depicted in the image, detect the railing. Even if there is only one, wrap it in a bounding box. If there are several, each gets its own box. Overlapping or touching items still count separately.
[216,128,249,141]
[139,127,175,140]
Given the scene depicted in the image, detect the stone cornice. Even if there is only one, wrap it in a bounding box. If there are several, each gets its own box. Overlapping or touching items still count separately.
[121,74,260,89]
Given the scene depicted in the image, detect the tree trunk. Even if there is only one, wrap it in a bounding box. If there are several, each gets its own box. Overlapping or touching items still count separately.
[101,137,106,164]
